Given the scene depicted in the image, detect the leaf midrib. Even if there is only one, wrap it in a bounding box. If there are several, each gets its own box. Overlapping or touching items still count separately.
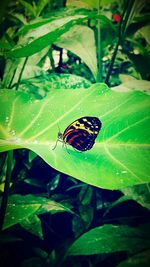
[0,139,149,149]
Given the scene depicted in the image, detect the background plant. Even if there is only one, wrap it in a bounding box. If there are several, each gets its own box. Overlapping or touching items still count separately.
[0,0,150,267]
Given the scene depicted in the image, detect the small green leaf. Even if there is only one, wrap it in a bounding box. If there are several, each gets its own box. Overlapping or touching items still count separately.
[116,249,150,267]
[121,184,150,210]
[3,196,40,230]
[139,25,150,45]
[68,224,150,255]
[36,0,49,17]
[19,0,36,17]
[127,53,150,80]
[112,79,150,95]
[2,194,71,230]
[20,214,43,239]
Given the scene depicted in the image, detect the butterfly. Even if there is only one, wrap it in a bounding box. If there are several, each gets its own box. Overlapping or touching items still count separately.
[53,116,102,152]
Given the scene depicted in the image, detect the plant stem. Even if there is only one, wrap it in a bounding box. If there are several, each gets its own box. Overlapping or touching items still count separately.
[8,67,17,88]
[0,150,13,231]
[49,47,55,72]
[16,57,28,91]
[121,0,136,39]
[105,1,131,86]
[97,0,102,82]
[105,39,120,86]
[58,48,63,71]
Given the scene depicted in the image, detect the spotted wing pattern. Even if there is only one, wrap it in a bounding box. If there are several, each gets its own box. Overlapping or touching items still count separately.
[62,116,102,151]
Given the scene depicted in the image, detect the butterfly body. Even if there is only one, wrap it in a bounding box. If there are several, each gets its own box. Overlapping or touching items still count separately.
[57,116,102,152]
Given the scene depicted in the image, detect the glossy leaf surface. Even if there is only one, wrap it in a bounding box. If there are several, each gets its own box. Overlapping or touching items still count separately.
[68,224,150,255]
[0,83,150,189]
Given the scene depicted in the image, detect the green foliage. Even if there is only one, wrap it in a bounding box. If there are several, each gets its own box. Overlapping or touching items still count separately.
[19,0,49,18]
[3,194,71,232]
[55,25,98,80]
[0,84,150,189]
[116,250,150,267]
[5,16,89,58]
[121,184,150,210]
[0,1,150,267]
[68,224,150,255]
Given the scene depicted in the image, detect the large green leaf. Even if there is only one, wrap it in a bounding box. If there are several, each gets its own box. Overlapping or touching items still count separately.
[68,224,150,255]
[0,83,150,190]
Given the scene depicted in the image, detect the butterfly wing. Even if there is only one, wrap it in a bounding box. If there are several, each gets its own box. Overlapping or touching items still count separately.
[63,116,102,151]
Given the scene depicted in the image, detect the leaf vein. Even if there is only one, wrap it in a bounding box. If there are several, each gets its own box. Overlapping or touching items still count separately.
[104,143,143,183]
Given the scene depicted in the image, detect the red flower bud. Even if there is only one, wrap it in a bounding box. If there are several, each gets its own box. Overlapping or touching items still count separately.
[113,14,121,23]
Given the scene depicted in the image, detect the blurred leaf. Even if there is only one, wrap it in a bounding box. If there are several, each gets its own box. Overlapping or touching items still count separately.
[79,185,93,205]
[0,83,150,190]
[0,0,10,24]
[10,46,50,85]
[17,17,57,36]
[72,216,85,238]
[14,65,44,84]
[28,151,37,162]
[5,15,88,58]
[47,174,60,192]
[67,0,98,8]
[0,37,13,50]
[18,73,91,97]
[103,195,131,217]
[125,15,150,37]
[3,195,40,230]
[127,53,150,80]
[2,58,20,88]
[10,13,28,24]
[2,45,49,88]
[21,257,43,267]
[112,79,150,95]
[67,0,119,9]
[36,0,49,17]
[121,184,150,210]
[79,205,94,229]
[16,8,91,36]
[2,194,71,230]
[37,200,72,215]
[55,25,98,80]
[20,214,43,239]
[116,249,150,267]
[19,0,36,17]
[0,233,22,243]
[24,178,46,189]
[139,25,150,45]
[101,22,117,48]
[123,0,148,33]
[46,74,91,89]
[68,224,150,255]
[0,182,12,192]
[119,74,137,83]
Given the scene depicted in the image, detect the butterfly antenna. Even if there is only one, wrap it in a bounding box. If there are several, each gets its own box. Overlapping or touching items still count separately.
[49,110,61,132]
